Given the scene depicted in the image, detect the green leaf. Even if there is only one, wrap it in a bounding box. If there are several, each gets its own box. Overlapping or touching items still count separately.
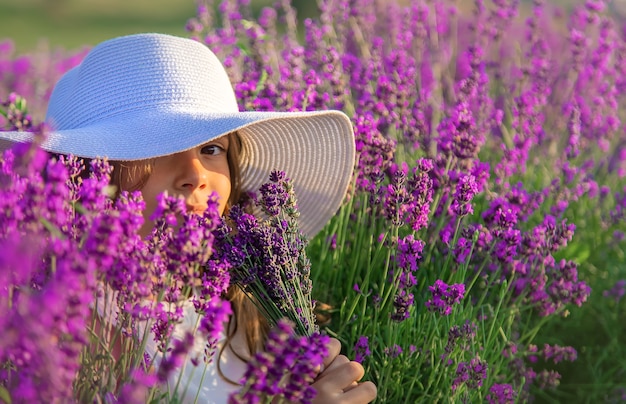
[252,69,268,98]
[15,96,26,112]
[561,243,591,264]
[0,386,12,404]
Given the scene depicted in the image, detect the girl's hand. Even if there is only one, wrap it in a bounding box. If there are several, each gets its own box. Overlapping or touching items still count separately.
[311,338,377,403]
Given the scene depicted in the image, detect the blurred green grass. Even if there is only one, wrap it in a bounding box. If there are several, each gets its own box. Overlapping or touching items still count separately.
[0,0,322,53]
[0,0,197,52]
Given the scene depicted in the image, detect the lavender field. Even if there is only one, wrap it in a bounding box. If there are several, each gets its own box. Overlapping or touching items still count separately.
[1,0,626,402]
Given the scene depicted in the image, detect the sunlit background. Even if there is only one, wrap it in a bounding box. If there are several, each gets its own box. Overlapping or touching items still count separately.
[1,0,611,53]
[0,0,323,52]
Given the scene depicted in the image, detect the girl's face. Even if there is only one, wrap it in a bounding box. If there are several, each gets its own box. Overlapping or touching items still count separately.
[138,136,232,237]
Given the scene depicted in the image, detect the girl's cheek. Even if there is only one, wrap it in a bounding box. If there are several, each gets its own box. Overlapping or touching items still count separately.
[218,198,228,216]
[214,174,232,216]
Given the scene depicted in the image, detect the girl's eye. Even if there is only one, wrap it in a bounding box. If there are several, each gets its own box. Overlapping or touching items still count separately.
[200,144,225,156]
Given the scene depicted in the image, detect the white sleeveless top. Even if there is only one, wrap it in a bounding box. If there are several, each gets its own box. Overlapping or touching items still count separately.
[97,294,248,403]
[146,301,248,403]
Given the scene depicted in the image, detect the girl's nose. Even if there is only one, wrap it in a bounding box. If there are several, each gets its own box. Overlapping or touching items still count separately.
[174,150,208,191]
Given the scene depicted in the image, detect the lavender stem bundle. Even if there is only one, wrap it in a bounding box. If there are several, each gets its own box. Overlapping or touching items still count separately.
[210,170,317,336]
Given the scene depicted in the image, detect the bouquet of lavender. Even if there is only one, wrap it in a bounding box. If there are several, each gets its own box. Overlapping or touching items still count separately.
[210,170,317,337]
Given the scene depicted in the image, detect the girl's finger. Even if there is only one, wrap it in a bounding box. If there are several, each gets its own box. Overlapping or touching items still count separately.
[342,381,378,403]
[342,380,359,391]
[317,354,350,379]
[322,337,342,370]
[314,360,365,391]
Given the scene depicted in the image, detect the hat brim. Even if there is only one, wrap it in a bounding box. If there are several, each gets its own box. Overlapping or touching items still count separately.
[0,108,355,238]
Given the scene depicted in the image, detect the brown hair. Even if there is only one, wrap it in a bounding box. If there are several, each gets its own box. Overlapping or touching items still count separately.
[109,132,269,384]
[217,132,269,384]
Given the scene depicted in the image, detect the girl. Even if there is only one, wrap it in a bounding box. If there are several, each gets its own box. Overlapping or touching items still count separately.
[0,33,377,403]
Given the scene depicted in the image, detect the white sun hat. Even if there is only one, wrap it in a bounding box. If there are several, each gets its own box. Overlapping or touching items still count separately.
[0,33,355,238]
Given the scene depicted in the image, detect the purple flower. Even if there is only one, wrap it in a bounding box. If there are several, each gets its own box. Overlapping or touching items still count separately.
[535,369,561,389]
[0,252,93,402]
[442,321,477,360]
[150,191,185,227]
[542,344,577,364]
[384,344,403,358]
[157,332,195,383]
[117,368,157,403]
[390,234,424,321]
[395,234,425,272]
[352,112,397,193]
[603,279,626,303]
[437,100,480,160]
[426,280,466,316]
[259,174,291,216]
[148,191,223,299]
[451,174,479,217]
[392,290,415,322]
[327,233,338,250]
[565,103,582,159]
[452,356,488,391]
[198,297,232,349]
[541,259,591,316]
[487,383,517,404]
[0,142,104,402]
[353,336,371,363]
[453,236,473,264]
[1,93,35,131]
[0,133,234,402]
[230,319,329,404]
[585,0,605,12]
[406,158,434,231]
[382,163,410,225]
